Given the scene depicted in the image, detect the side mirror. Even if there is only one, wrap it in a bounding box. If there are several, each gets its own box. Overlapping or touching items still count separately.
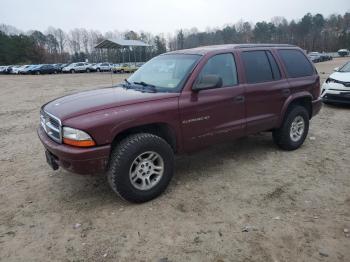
[333,67,339,72]
[193,74,223,91]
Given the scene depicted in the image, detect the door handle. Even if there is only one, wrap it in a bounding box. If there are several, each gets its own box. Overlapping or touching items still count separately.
[281,89,291,96]
[233,95,245,103]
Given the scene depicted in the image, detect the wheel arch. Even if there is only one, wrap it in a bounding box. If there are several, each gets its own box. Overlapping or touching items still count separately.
[279,93,313,126]
[110,123,177,153]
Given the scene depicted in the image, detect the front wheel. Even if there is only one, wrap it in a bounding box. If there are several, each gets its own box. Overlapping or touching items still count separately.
[107,133,174,203]
[272,105,309,151]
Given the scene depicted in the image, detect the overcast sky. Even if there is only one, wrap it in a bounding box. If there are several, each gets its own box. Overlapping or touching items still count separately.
[1,0,349,34]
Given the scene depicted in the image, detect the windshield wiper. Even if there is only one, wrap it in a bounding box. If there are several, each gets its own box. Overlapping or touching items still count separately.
[133,81,157,92]
[121,78,132,89]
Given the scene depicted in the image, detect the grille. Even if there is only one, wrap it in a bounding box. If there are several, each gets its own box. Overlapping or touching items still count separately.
[40,110,62,143]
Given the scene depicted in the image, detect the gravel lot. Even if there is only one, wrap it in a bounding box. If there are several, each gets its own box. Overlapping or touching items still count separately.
[0,58,349,262]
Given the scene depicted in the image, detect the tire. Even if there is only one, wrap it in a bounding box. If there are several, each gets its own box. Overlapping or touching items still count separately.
[107,133,174,203]
[86,68,90,73]
[120,69,124,73]
[272,105,309,151]
[96,68,100,72]
[70,69,75,74]
[36,71,40,75]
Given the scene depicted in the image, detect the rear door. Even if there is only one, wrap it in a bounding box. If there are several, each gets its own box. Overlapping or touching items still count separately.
[277,49,319,99]
[179,52,245,151]
[240,50,290,134]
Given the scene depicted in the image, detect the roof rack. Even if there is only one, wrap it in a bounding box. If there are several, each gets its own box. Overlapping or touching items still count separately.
[234,44,295,49]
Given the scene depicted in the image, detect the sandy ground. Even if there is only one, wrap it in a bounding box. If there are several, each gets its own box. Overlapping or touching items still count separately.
[0,58,349,262]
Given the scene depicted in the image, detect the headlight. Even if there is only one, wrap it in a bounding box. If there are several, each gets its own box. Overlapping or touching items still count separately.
[63,127,96,147]
[326,78,336,83]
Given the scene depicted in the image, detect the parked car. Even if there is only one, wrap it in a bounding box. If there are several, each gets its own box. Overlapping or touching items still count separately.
[338,49,349,57]
[112,63,138,73]
[31,64,59,75]
[38,44,322,203]
[309,52,332,62]
[53,63,66,73]
[92,62,114,72]
[62,62,92,73]
[10,65,24,74]
[321,61,350,104]
[0,65,12,74]
[18,65,34,74]
[20,64,41,74]
[308,52,322,63]
[0,66,5,73]
[320,53,332,61]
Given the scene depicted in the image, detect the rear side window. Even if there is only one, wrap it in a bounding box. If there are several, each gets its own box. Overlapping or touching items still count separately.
[278,49,314,78]
[242,51,277,83]
[199,53,238,87]
[241,50,281,84]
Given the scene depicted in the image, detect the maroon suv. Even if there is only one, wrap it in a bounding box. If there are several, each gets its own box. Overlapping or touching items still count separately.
[38,44,322,202]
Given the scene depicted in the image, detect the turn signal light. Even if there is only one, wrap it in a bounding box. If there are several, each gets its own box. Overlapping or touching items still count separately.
[63,138,96,147]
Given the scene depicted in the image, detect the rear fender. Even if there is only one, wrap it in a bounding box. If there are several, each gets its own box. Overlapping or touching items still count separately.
[278,92,313,127]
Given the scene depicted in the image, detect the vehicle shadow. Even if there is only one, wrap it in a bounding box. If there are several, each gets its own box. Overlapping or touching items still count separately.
[174,132,277,183]
[52,132,277,208]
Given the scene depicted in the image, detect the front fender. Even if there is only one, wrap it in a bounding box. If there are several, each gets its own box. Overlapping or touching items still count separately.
[63,97,181,148]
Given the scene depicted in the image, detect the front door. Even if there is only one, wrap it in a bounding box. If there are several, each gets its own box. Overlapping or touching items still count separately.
[179,53,246,152]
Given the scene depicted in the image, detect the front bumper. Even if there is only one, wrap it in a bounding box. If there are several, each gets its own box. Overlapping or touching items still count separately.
[321,82,350,104]
[322,93,350,104]
[37,126,111,175]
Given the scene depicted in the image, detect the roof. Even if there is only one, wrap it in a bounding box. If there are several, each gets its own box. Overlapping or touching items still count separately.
[166,44,296,55]
[95,39,151,49]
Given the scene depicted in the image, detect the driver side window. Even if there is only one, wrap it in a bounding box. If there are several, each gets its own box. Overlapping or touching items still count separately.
[198,53,238,87]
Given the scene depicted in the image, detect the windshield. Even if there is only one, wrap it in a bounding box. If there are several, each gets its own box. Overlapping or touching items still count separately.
[339,61,350,72]
[127,54,201,92]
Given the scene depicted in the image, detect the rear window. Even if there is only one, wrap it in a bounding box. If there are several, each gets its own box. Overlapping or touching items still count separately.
[278,49,314,78]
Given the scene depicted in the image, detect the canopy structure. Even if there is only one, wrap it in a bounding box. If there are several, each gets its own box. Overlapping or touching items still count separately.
[94,39,151,63]
[95,39,151,49]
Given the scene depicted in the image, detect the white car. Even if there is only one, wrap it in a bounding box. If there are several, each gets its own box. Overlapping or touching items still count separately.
[92,62,113,72]
[11,65,28,74]
[62,62,92,73]
[321,61,350,104]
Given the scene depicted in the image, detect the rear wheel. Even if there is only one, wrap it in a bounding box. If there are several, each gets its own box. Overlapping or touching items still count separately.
[36,71,40,75]
[272,105,309,150]
[107,133,174,203]
[70,69,75,74]
[97,68,100,72]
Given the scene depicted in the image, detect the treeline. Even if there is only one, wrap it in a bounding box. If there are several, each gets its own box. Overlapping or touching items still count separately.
[0,12,349,65]
[0,26,167,65]
[169,13,350,52]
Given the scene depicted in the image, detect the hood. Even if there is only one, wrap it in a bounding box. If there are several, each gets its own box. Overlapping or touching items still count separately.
[329,72,350,82]
[43,87,179,121]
